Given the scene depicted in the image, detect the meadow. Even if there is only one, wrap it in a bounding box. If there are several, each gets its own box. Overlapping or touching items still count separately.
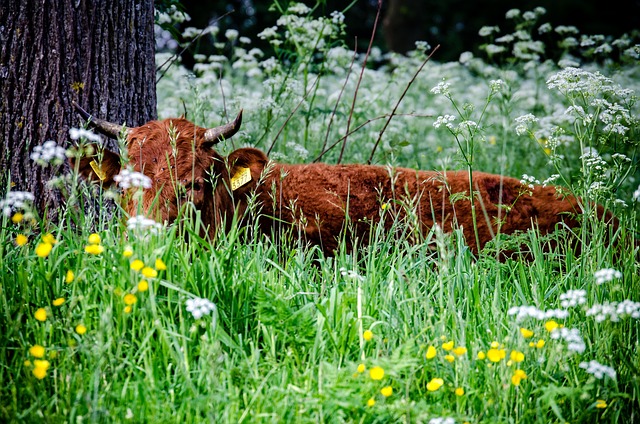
[2,4,639,422]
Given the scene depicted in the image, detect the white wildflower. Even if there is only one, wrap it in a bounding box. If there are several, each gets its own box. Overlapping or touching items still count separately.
[433,115,456,130]
[505,9,520,19]
[485,44,507,55]
[340,267,364,282]
[126,215,163,233]
[114,169,152,190]
[459,51,473,64]
[542,174,560,187]
[495,34,514,43]
[430,81,451,96]
[538,23,552,34]
[69,127,102,143]
[287,2,311,14]
[186,297,216,320]
[523,11,536,21]
[579,360,616,379]
[587,300,640,322]
[31,140,67,166]
[633,185,640,202]
[507,305,569,322]
[520,174,540,190]
[429,418,455,424]
[257,26,279,40]
[550,327,585,353]
[594,268,622,285]
[479,26,500,37]
[514,114,538,136]
[559,289,587,308]
[225,29,239,41]
[1,191,35,217]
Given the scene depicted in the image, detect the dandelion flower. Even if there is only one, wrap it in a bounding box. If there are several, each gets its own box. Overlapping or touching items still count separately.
[595,399,607,409]
[75,324,87,335]
[42,233,57,245]
[363,329,373,341]
[123,293,137,306]
[536,339,545,348]
[141,267,157,278]
[29,345,45,358]
[88,233,101,244]
[52,298,65,306]
[453,346,467,356]
[124,306,132,314]
[544,320,559,332]
[34,308,47,322]
[65,269,75,283]
[35,242,52,258]
[123,247,134,258]
[357,363,365,373]
[520,328,534,338]
[367,398,375,407]
[11,212,23,223]
[511,369,527,386]
[380,386,393,397]
[155,258,167,270]
[84,244,104,255]
[369,366,384,380]
[427,378,444,392]
[16,234,28,246]
[130,259,144,271]
[444,355,455,363]
[487,348,506,363]
[426,345,437,359]
[137,280,149,292]
[455,387,464,396]
[510,350,525,363]
[442,341,454,351]
[477,351,486,360]
[32,360,50,379]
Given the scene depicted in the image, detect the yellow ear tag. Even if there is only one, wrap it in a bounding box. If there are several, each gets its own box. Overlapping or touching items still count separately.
[89,160,107,181]
[230,167,252,191]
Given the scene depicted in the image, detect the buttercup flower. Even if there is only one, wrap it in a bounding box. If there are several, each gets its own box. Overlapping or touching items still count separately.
[29,345,45,358]
[32,359,50,380]
[42,233,57,245]
[511,369,527,386]
[34,308,47,322]
[141,267,158,278]
[369,366,384,380]
[520,328,534,338]
[367,398,375,407]
[426,345,437,359]
[380,386,393,397]
[510,350,525,362]
[487,348,506,362]
[65,270,75,283]
[155,258,167,270]
[123,293,137,306]
[455,387,464,396]
[363,330,373,341]
[442,341,454,351]
[477,351,486,360]
[137,280,149,292]
[453,346,467,356]
[357,363,365,373]
[52,298,65,306]
[544,320,559,332]
[35,242,53,258]
[84,244,104,255]
[16,234,28,246]
[88,233,101,244]
[595,399,607,409]
[75,324,87,335]
[427,378,444,392]
[123,247,134,258]
[130,260,144,271]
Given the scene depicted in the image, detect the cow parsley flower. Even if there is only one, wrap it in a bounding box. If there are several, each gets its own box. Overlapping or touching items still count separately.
[340,267,364,282]
[479,25,500,37]
[31,140,67,167]
[430,81,451,96]
[127,215,163,233]
[224,29,239,41]
[559,289,587,308]
[507,305,569,322]
[186,297,216,319]
[514,114,538,135]
[520,174,540,190]
[579,360,616,379]
[428,418,455,424]
[594,268,622,285]
[114,169,152,190]
[1,191,35,217]
[433,115,456,129]
[550,327,585,353]
[505,9,520,19]
[586,300,640,322]
[69,127,102,143]
[633,185,640,202]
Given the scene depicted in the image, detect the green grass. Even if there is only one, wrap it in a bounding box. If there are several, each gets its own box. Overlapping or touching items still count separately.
[2,4,640,423]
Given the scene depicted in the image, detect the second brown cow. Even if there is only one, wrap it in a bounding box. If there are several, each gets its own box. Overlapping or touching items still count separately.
[71,104,607,256]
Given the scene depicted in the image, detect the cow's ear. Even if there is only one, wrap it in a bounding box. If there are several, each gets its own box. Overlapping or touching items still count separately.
[69,144,121,186]
[225,148,269,194]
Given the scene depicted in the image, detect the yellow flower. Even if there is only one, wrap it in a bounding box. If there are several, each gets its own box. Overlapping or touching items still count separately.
[24,360,32,367]
[15,234,28,246]
[34,308,47,322]
[545,320,559,332]
[536,339,545,348]
[444,355,455,363]
[84,244,104,255]
[453,346,467,356]
[75,324,87,335]
[130,259,144,271]
[65,269,75,283]
[381,202,389,210]
[426,378,444,392]
[124,306,132,314]
[490,341,500,349]
[52,297,65,306]
[520,328,534,338]
[367,398,375,407]
[477,351,486,360]
[426,345,437,359]
[42,233,57,244]
[123,247,134,258]
[510,350,525,363]
[357,363,365,373]
[35,242,52,258]
[123,293,137,306]
[32,365,48,379]
[369,366,384,380]
[11,212,24,223]
[141,267,158,278]
[137,280,149,292]
[88,233,101,244]
[380,386,393,397]
[595,399,607,409]
[455,387,464,396]
[487,348,506,363]
[511,369,527,386]
[29,345,45,358]
[155,258,167,271]
[442,341,454,351]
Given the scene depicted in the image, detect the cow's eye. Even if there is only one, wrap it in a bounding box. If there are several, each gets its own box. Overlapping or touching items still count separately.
[192,180,202,192]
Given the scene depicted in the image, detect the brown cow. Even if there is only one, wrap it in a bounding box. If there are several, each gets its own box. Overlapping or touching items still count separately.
[71,103,610,256]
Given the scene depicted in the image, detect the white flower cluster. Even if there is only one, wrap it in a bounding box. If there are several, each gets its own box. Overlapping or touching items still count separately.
[579,360,616,379]
[429,418,455,424]
[507,305,569,322]
[1,191,35,217]
[430,81,451,96]
[594,268,622,285]
[126,215,164,233]
[340,267,364,282]
[514,113,538,135]
[559,289,587,308]
[520,174,540,190]
[634,185,640,202]
[433,115,456,130]
[479,25,500,37]
[186,297,216,320]
[586,300,640,322]
[69,127,102,143]
[549,327,585,353]
[546,67,616,97]
[30,140,67,167]
[114,169,152,190]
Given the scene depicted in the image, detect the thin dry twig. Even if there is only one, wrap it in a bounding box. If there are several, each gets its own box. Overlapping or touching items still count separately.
[367,44,440,164]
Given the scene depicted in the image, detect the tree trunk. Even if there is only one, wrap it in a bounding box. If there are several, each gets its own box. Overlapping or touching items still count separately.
[0,0,156,219]
[383,0,429,54]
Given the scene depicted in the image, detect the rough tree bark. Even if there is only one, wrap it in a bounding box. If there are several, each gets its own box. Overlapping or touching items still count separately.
[0,1,156,218]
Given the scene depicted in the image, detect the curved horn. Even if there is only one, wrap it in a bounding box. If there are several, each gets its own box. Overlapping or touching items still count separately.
[203,110,243,144]
[72,101,129,139]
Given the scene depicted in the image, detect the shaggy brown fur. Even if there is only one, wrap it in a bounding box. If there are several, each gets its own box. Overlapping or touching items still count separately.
[74,116,610,255]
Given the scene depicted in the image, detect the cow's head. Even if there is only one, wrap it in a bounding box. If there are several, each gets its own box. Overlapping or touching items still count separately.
[71,102,246,225]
